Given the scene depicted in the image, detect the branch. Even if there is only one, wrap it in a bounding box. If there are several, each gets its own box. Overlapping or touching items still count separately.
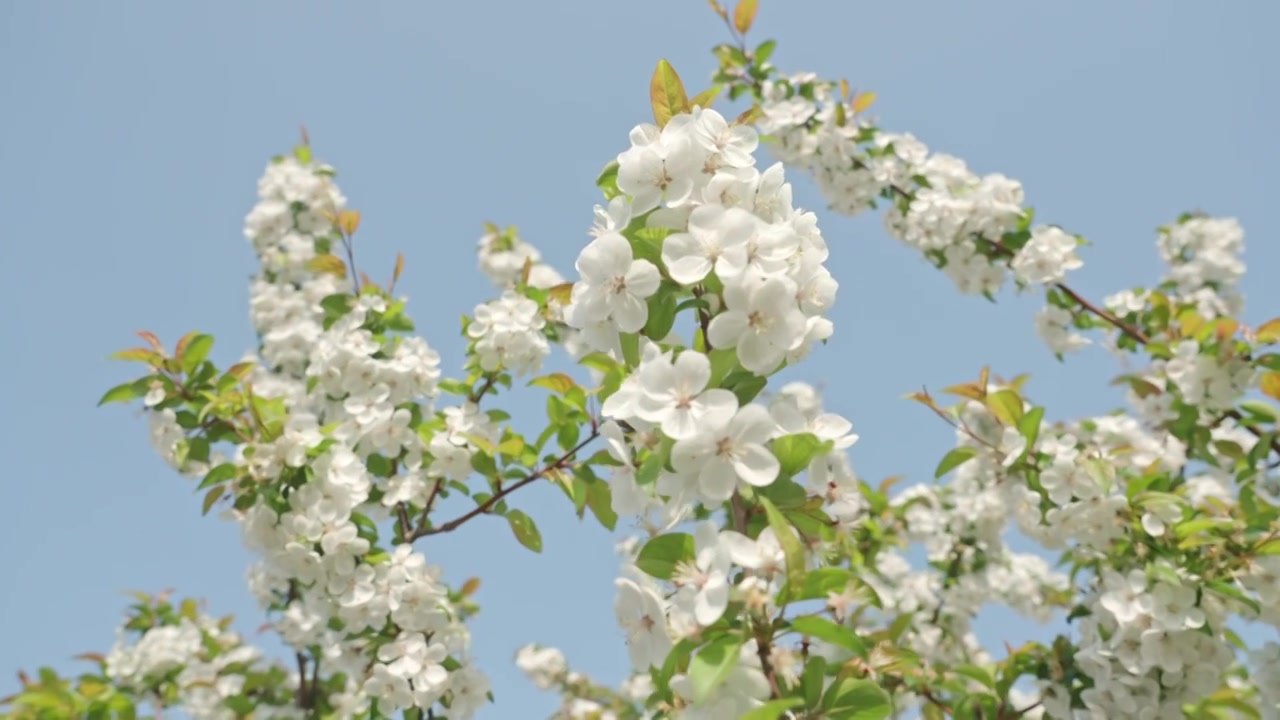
[878,173,1280,463]
[411,430,600,539]
[468,373,500,404]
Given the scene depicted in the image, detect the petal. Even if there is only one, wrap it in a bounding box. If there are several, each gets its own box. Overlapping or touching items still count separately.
[753,276,797,311]
[673,350,712,391]
[611,471,650,515]
[663,406,702,441]
[696,389,740,428]
[600,420,629,462]
[734,444,780,487]
[687,204,726,238]
[698,459,738,503]
[662,233,712,285]
[695,580,729,626]
[576,233,629,281]
[731,404,777,443]
[694,520,721,557]
[666,255,713,286]
[718,530,763,569]
[769,401,806,435]
[708,311,748,349]
[614,577,641,623]
[739,332,785,375]
[611,292,649,333]
[671,436,714,472]
[574,286,614,322]
[626,260,661,297]
[812,413,853,440]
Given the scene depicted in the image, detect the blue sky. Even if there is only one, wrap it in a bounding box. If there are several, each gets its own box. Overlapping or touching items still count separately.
[1,1,1276,717]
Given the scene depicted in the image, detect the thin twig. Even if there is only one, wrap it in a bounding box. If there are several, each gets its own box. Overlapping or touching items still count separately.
[879,173,1280,463]
[411,430,600,539]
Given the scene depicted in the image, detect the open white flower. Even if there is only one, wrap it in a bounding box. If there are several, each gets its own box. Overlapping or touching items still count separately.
[661,204,757,285]
[572,232,660,333]
[708,272,806,375]
[635,350,738,440]
[671,403,780,503]
[614,578,673,670]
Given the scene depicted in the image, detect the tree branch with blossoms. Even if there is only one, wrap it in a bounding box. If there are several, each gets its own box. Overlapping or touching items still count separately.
[7,2,1280,720]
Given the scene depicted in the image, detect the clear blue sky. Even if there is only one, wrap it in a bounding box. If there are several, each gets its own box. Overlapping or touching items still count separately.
[1,1,1276,717]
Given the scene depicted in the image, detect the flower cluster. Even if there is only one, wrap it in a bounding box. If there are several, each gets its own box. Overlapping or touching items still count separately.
[477,222,566,291]
[102,594,301,719]
[231,156,493,716]
[1158,216,1246,320]
[1056,571,1236,718]
[243,157,351,375]
[719,50,1280,720]
[566,106,836,372]
[755,74,1097,353]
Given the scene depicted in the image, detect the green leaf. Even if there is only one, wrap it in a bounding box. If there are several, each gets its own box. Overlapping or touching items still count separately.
[733,0,758,33]
[496,435,525,458]
[759,478,807,509]
[754,39,777,64]
[1017,406,1044,451]
[688,634,743,704]
[759,496,806,598]
[1173,517,1233,539]
[1204,579,1261,615]
[789,615,866,656]
[740,698,804,720]
[1255,538,1280,556]
[111,347,161,365]
[350,512,379,542]
[801,656,827,707]
[529,373,579,395]
[783,567,856,602]
[579,352,620,375]
[596,160,621,200]
[1256,317,1280,345]
[822,677,891,720]
[655,637,697,691]
[1262,372,1280,402]
[97,379,147,406]
[707,347,739,387]
[635,533,695,580]
[689,85,724,110]
[985,389,1023,425]
[1239,400,1279,423]
[649,59,690,128]
[934,447,978,479]
[201,486,226,516]
[225,694,255,715]
[585,477,618,531]
[620,332,641,369]
[723,371,769,405]
[197,462,239,490]
[643,290,679,341]
[366,453,395,478]
[952,664,996,689]
[506,509,543,553]
[771,432,831,478]
[954,694,1000,720]
[306,254,348,278]
[180,334,214,375]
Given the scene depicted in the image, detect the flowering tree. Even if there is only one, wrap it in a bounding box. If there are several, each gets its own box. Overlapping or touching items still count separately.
[6,2,1280,719]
